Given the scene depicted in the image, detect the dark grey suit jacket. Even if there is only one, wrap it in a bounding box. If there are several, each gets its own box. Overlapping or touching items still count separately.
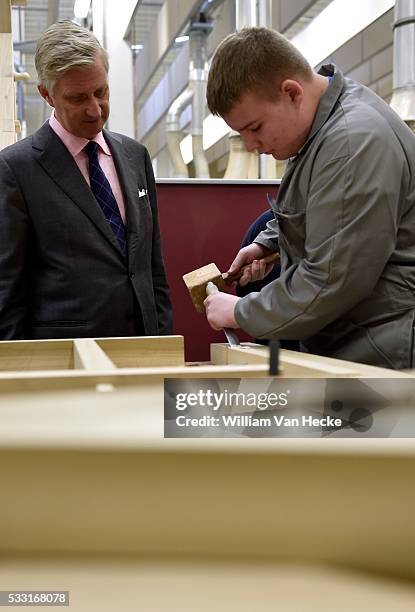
[0,122,172,339]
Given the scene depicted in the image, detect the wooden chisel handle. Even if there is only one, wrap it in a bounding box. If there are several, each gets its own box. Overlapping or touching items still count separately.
[222,252,280,283]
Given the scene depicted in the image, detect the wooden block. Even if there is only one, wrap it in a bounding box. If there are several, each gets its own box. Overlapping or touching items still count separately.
[210,342,229,365]
[182,263,226,313]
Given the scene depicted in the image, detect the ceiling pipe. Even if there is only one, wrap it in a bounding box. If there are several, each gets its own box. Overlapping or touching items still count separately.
[166,88,194,177]
[224,131,251,179]
[223,0,259,179]
[48,0,60,26]
[390,0,415,132]
[166,12,212,178]
[189,17,211,178]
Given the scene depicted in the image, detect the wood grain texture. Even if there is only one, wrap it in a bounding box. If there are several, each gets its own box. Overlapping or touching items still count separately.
[73,339,116,371]
[95,335,185,368]
[0,446,414,585]
[0,340,74,371]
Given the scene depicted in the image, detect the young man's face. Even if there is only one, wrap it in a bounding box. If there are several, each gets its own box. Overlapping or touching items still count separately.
[222,81,311,160]
[38,55,110,139]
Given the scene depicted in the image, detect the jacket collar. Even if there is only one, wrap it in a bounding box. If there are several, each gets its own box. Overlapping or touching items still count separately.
[32,123,126,258]
[294,64,344,158]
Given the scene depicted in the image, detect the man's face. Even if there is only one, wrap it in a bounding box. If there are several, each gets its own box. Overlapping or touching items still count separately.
[222,82,311,160]
[38,55,110,139]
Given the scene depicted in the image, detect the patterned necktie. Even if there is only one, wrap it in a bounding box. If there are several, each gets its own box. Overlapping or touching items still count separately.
[84,140,127,256]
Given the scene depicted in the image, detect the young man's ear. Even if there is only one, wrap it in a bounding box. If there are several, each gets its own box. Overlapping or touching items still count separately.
[280,79,303,106]
[37,84,54,107]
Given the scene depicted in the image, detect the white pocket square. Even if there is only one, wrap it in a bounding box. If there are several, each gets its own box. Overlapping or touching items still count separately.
[138,188,147,198]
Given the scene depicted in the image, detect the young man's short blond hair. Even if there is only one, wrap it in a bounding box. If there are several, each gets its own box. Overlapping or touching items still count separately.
[35,20,109,92]
[207,27,313,116]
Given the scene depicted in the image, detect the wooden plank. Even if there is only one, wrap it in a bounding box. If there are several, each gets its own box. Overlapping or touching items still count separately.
[212,343,414,378]
[0,337,411,377]
[1,558,415,611]
[0,445,414,586]
[280,349,415,378]
[0,367,274,452]
[0,362,412,447]
[211,342,356,376]
[73,339,116,371]
[0,336,185,374]
[96,335,185,368]
[0,340,74,371]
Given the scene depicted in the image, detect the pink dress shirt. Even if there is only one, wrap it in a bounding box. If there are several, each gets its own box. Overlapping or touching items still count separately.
[49,111,126,223]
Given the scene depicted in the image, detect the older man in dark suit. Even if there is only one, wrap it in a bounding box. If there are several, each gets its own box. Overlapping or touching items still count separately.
[0,20,172,340]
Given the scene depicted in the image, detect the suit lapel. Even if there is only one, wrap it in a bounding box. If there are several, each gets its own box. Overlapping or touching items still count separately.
[104,130,142,265]
[32,123,124,257]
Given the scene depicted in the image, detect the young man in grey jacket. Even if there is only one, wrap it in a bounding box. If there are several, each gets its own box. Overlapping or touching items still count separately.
[204,27,415,369]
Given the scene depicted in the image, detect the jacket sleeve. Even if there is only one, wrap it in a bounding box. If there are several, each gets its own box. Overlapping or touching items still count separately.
[234,127,410,340]
[0,155,29,339]
[144,149,173,335]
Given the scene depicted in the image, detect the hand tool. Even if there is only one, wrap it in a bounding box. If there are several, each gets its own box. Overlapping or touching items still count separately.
[182,252,279,313]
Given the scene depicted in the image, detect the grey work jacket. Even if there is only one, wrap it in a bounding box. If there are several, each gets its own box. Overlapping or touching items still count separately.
[235,65,415,369]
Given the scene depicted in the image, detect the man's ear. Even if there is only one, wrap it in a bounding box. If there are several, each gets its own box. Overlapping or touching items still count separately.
[37,84,54,107]
[280,79,303,106]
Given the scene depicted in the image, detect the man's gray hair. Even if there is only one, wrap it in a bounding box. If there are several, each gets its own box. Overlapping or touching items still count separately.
[35,20,109,91]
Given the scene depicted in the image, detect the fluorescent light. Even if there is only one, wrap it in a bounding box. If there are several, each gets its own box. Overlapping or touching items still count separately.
[131,44,144,51]
[74,0,91,19]
[175,35,189,44]
[291,0,395,68]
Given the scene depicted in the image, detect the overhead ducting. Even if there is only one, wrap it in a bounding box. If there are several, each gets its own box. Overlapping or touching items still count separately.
[166,88,194,178]
[189,18,211,178]
[222,0,261,179]
[166,14,212,178]
[390,0,415,132]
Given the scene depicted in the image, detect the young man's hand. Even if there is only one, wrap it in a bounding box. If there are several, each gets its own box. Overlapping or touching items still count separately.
[227,243,275,286]
[203,292,240,330]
